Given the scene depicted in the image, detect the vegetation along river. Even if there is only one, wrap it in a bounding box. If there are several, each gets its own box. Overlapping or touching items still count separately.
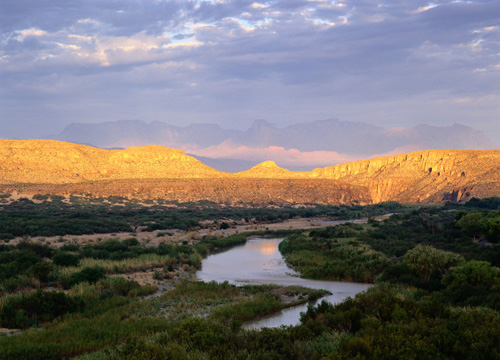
[196,237,371,329]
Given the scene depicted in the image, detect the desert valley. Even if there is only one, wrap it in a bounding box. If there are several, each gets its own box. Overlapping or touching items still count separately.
[1,138,500,359]
[2,0,500,358]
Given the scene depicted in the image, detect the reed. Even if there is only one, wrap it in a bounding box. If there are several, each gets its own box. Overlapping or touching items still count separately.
[59,254,176,277]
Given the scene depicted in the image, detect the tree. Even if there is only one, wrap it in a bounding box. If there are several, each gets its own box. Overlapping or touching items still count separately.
[485,217,500,243]
[53,251,80,267]
[31,261,54,283]
[403,245,464,280]
[442,260,499,289]
[441,260,500,306]
[456,212,485,240]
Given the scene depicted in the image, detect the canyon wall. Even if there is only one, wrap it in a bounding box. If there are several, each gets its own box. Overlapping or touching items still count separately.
[1,140,499,205]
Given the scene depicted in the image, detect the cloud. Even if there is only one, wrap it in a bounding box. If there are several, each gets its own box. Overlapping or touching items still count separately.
[182,141,437,169]
[183,140,358,167]
[14,28,47,40]
[1,0,499,141]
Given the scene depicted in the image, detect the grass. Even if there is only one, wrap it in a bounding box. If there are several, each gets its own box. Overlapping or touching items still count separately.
[58,254,178,277]
[0,280,331,359]
[0,299,168,360]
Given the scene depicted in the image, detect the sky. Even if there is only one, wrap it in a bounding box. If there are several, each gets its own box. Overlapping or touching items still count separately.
[1,0,499,141]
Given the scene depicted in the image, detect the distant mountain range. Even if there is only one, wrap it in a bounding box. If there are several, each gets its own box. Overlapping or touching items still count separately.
[45,119,499,171]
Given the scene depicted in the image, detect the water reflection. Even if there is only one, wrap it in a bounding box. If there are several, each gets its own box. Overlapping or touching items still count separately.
[258,242,277,255]
[196,238,371,329]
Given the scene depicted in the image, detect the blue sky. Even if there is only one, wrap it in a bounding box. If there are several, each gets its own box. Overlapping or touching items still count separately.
[1,0,499,140]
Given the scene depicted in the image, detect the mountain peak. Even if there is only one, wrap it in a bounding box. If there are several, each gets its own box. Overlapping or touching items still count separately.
[236,160,309,179]
[250,119,274,129]
[255,160,279,168]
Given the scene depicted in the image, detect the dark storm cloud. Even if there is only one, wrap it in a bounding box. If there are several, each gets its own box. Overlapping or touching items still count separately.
[1,0,499,139]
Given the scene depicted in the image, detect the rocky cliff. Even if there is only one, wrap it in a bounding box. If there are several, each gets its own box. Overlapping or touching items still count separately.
[311,150,500,203]
[1,140,499,205]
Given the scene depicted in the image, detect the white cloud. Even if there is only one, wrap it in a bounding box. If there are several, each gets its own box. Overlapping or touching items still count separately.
[412,3,439,14]
[14,28,47,40]
[250,3,268,10]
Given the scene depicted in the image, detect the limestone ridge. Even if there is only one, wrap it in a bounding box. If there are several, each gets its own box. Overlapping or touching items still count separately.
[0,139,227,184]
[1,140,499,204]
[310,150,500,203]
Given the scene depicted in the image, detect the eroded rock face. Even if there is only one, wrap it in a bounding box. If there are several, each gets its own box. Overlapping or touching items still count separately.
[1,140,499,204]
[307,150,500,203]
[311,150,462,180]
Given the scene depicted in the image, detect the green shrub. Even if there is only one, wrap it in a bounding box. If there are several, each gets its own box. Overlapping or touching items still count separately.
[0,234,14,241]
[0,290,83,329]
[69,267,105,286]
[53,252,80,267]
[30,262,54,283]
[123,238,139,246]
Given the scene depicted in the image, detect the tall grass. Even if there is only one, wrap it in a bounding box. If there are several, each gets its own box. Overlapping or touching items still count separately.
[0,300,168,360]
[58,254,176,277]
[0,293,22,311]
[69,277,157,299]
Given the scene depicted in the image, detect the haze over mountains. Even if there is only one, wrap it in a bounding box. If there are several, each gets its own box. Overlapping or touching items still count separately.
[46,119,499,171]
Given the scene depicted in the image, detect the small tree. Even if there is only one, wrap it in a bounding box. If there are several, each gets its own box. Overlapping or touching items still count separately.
[31,261,54,283]
[457,212,485,240]
[53,252,80,267]
[403,245,464,280]
[442,260,499,289]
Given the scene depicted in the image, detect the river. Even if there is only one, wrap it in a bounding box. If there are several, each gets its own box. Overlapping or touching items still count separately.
[196,237,371,329]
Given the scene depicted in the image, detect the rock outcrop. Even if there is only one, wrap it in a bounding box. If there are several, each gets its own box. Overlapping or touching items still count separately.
[310,150,500,203]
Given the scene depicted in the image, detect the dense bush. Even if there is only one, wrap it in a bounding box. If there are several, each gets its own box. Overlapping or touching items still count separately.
[0,290,83,329]
[52,251,80,267]
[69,267,105,286]
[30,262,54,283]
[280,233,389,282]
[297,284,500,360]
